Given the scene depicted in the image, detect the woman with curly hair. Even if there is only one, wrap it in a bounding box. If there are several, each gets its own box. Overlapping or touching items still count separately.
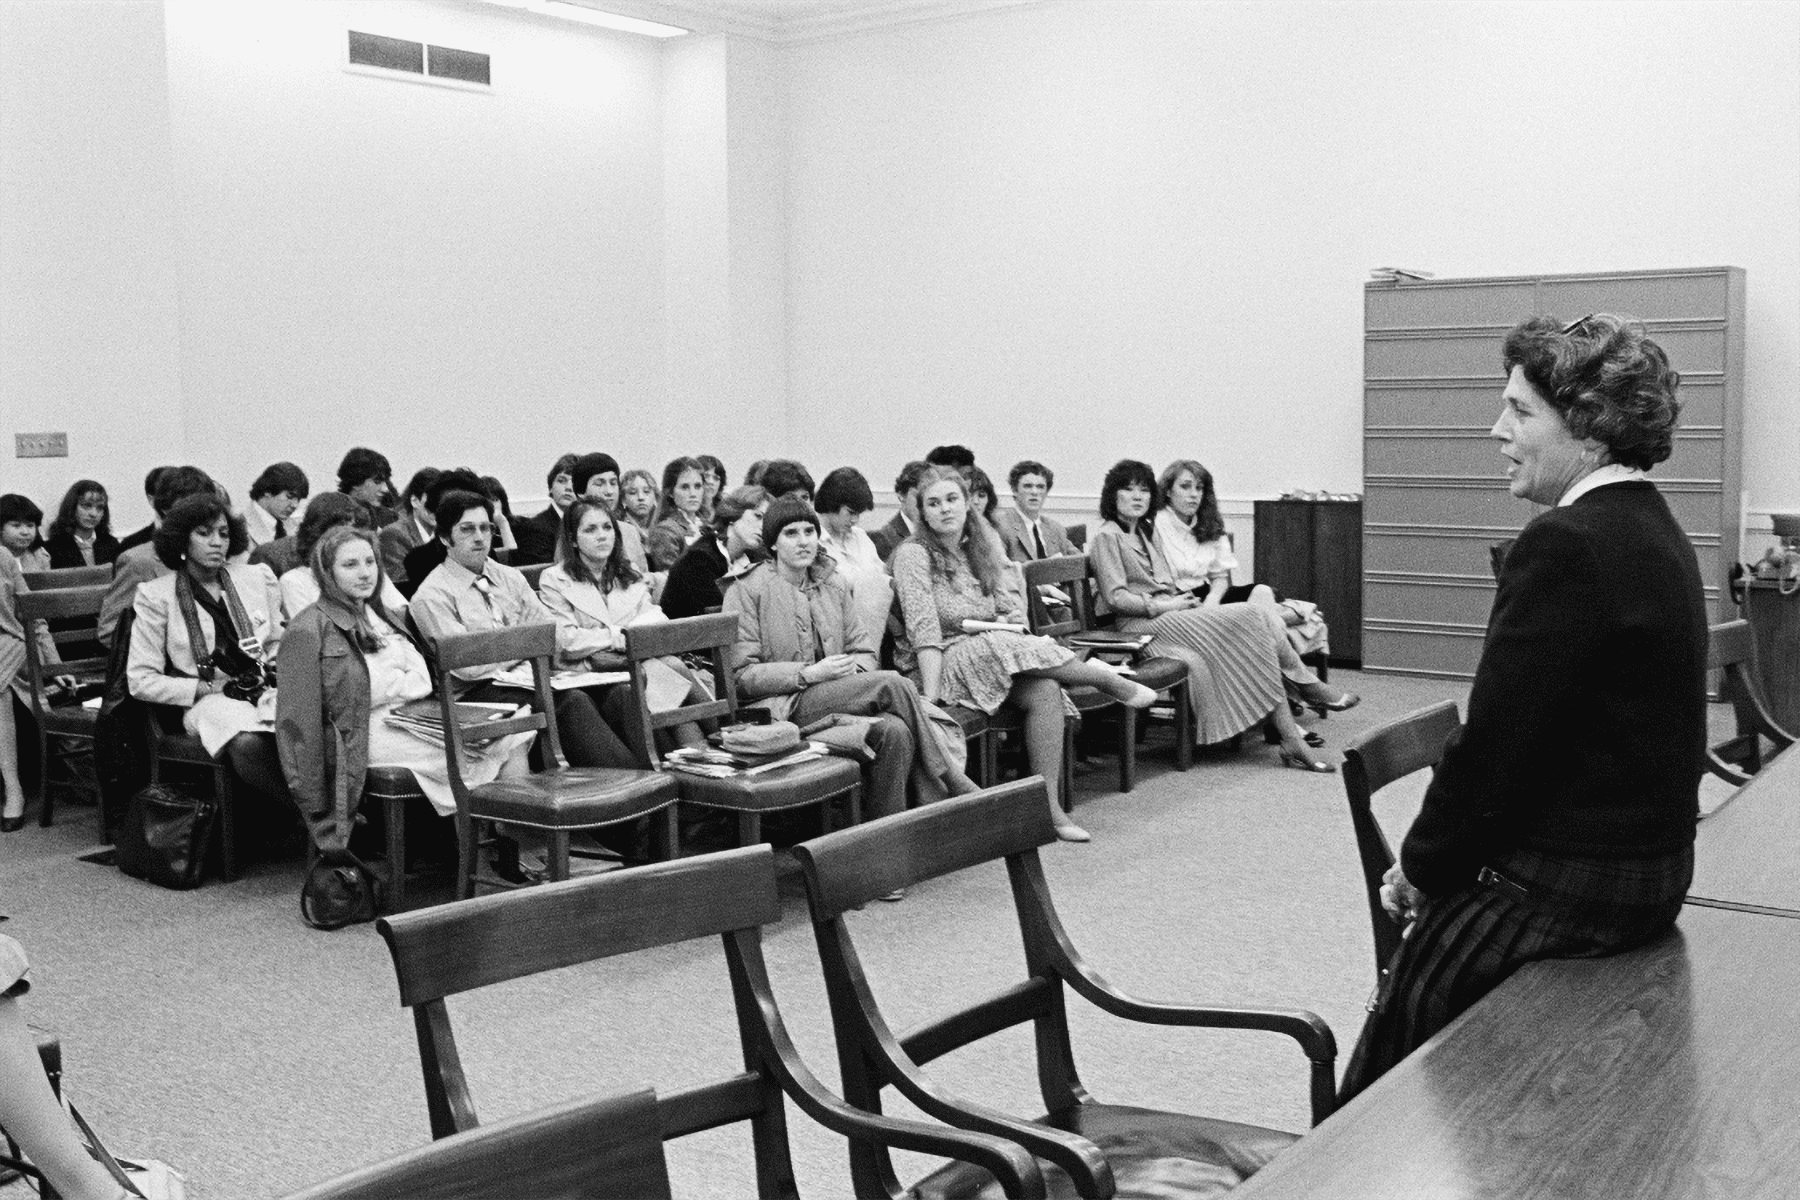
[1339,314,1706,1099]
[891,466,1156,842]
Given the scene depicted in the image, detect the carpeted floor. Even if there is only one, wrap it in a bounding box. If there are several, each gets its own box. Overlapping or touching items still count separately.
[1,669,1734,1198]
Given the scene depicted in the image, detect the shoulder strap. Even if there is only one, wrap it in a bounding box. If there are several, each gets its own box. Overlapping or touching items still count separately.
[172,570,215,683]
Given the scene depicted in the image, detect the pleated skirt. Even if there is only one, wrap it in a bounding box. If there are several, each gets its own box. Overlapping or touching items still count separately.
[1117,605,1284,744]
[1338,844,1693,1101]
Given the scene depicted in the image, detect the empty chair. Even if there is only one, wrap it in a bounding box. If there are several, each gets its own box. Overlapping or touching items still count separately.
[1705,619,1793,786]
[21,566,111,591]
[620,613,864,849]
[431,622,678,897]
[283,1088,674,1200]
[18,583,109,825]
[374,844,1044,1199]
[1021,555,1192,792]
[792,779,1337,1199]
[1339,701,1462,982]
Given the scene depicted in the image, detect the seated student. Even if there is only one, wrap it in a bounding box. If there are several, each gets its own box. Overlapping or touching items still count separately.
[870,460,927,563]
[993,460,1078,562]
[480,475,521,556]
[277,525,531,859]
[757,459,815,503]
[0,495,52,574]
[617,467,658,537]
[45,480,120,569]
[814,467,892,656]
[277,493,402,619]
[726,497,979,828]
[399,469,484,597]
[99,466,219,649]
[336,447,396,528]
[242,462,309,550]
[116,465,171,555]
[536,500,711,750]
[661,485,769,619]
[0,550,69,831]
[695,454,727,523]
[569,453,650,575]
[925,443,977,477]
[127,492,290,816]
[742,460,770,487]
[646,456,708,572]
[379,467,441,593]
[512,453,578,566]
[408,488,639,771]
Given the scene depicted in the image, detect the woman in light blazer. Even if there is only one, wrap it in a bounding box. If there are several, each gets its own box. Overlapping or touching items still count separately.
[128,492,290,811]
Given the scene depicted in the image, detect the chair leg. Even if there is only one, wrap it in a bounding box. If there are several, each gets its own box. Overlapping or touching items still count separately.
[545,830,571,882]
[383,795,406,913]
[1119,707,1137,793]
[844,783,861,829]
[36,723,53,828]
[737,811,760,847]
[658,806,679,860]
[214,763,238,882]
[456,817,478,901]
[1061,720,1075,812]
[1175,688,1194,770]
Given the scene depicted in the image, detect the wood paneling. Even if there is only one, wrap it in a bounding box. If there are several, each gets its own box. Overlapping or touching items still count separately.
[1254,499,1362,666]
[1363,267,1745,678]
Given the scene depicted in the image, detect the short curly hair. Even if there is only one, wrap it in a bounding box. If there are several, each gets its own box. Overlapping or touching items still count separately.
[1099,460,1160,528]
[154,493,248,569]
[1501,314,1681,471]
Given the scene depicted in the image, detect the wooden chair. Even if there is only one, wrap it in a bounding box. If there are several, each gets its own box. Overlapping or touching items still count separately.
[283,1087,675,1200]
[1339,700,1461,981]
[22,566,111,590]
[619,613,864,850]
[792,779,1338,1199]
[375,844,1045,1199]
[18,584,109,826]
[432,622,679,898]
[949,705,993,786]
[144,705,244,880]
[517,561,550,592]
[1706,619,1794,786]
[1021,555,1192,793]
[361,766,427,913]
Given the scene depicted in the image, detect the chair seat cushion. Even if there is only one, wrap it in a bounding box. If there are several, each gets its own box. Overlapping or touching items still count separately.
[950,706,989,737]
[469,768,676,829]
[1130,657,1189,692]
[674,755,861,813]
[911,1102,1297,1200]
[363,765,426,799]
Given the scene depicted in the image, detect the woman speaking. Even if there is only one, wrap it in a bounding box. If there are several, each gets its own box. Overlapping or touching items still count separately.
[1340,314,1707,1098]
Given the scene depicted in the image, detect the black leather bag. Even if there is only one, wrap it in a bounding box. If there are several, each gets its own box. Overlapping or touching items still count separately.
[300,851,381,931]
[115,784,216,890]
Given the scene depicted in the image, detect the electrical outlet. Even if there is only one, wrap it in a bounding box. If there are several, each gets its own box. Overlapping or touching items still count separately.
[15,432,68,458]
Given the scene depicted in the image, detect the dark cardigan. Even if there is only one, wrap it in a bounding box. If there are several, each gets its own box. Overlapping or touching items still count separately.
[660,535,730,619]
[1401,481,1708,896]
[45,529,121,569]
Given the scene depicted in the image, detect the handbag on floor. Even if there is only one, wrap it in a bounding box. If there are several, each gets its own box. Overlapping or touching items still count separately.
[114,784,216,890]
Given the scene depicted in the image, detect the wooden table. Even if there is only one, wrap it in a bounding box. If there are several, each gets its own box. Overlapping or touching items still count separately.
[1688,745,1800,918]
[1235,904,1800,1199]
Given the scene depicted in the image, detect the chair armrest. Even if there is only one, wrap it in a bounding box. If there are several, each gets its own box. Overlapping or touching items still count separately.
[1057,955,1339,1125]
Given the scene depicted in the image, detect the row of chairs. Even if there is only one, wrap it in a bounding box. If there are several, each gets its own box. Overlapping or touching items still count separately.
[287,778,1340,1199]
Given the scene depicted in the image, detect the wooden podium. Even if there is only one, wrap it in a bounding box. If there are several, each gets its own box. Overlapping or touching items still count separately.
[1743,578,1800,733]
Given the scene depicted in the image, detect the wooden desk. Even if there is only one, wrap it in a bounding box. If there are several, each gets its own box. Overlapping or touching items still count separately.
[1688,743,1800,918]
[1236,904,1800,1199]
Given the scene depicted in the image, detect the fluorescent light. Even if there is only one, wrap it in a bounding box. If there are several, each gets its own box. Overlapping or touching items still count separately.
[535,1,688,36]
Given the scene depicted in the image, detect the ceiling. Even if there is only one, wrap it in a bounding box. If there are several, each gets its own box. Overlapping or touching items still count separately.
[561,0,1039,43]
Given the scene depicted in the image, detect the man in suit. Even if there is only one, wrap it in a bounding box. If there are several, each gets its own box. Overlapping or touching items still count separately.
[380,467,440,593]
[98,466,217,648]
[512,452,578,566]
[114,466,172,556]
[993,460,1079,563]
[870,460,927,563]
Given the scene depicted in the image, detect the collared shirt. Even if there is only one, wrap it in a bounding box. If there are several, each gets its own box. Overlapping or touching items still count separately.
[410,554,572,683]
[1559,463,1649,507]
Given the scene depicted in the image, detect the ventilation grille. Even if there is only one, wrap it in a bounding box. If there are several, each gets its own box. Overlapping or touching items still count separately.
[347,31,490,87]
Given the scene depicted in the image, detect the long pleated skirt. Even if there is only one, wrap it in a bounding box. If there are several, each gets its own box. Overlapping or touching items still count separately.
[1117,604,1285,744]
[1338,844,1692,1101]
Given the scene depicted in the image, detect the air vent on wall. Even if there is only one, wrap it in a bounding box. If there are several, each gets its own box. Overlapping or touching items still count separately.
[347,31,490,88]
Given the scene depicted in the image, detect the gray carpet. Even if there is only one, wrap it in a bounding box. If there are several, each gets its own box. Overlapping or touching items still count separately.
[7,669,1708,1198]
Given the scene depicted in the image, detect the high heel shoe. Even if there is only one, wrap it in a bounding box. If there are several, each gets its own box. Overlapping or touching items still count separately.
[1299,686,1360,718]
[1264,723,1326,749]
[1278,749,1337,774]
[1055,821,1092,843]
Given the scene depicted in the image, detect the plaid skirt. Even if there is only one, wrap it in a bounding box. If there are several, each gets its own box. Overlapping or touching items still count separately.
[1338,844,1692,1102]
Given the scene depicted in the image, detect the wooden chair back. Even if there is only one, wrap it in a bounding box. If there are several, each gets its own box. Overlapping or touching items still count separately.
[620,613,738,764]
[18,585,110,695]
[282,1088,673,1200]
[518,562,550,592]
[1018,554,1091,640]
[1340,700,1462,977]
[792,778,1336,1194]
[1706,619,1794,784]
[375,844,1042,1199]
[23,565,111,590]
[432,623,559,805]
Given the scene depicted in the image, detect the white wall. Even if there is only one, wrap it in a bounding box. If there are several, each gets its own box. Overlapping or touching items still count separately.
[0,0,186,529]
[782,0,1800,543]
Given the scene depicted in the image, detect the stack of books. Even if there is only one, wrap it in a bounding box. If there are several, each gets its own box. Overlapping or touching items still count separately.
[661,741,828,779]
[384,698,521,750]
[1066,630,1152,653]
